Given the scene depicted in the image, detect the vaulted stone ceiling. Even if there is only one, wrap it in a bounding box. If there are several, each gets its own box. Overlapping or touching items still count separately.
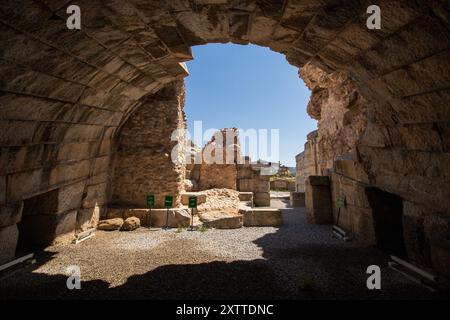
[0,0,449,264]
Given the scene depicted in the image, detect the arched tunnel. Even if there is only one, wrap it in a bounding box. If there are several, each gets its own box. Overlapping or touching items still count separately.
[0,0,449,298]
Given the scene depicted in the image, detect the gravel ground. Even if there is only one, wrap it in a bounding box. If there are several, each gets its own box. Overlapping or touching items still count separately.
[0,199,447,300]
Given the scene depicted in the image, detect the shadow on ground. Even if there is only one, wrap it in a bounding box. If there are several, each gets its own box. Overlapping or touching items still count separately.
[1,206,449,300]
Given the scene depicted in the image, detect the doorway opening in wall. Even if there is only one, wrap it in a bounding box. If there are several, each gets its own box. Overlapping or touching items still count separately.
[16,189,59,256]
[184,44,315,203]
[365,187,407,258]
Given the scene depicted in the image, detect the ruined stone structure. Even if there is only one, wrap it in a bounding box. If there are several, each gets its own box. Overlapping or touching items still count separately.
[237,161,271,207]
[0,0,449,277]
[197,128,240,191]
[295,152,305,192]
[185,129,271,206]
[111,81,186,209]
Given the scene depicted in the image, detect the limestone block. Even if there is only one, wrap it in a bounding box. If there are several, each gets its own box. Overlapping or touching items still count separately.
[0,224,19,265]
[305,176,333,224]
[49,160,91,186]
[238,192,253,202]
[108,208,191,228]
[254,192,270,207]
[290,192,305,207]
[202,215,243,229]
[148,209,191,228]
[93,156,110,176]
[0,203,23,228]
[7,168,43,202]
[54,210,78,242]
[82,183,107,208]
[243,209,282,227]
[57,182,84,213]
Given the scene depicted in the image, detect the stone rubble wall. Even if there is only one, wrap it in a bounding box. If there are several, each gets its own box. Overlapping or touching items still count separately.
[111,81,186,209]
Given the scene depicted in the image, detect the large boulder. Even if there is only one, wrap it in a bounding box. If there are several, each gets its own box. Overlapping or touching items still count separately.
[97,218,124,231]
[121,217,140,231]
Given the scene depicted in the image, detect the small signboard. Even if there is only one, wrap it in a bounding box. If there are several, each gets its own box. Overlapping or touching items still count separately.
[164,195,174,208]
[146,195,155,208]
[188,196,198,209]
[336,196,346,208]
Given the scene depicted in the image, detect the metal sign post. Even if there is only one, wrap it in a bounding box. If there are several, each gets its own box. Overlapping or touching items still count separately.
[333,196,349,241]
[188,196,198,231]
[164,195,173,230]
[146,195,155,229]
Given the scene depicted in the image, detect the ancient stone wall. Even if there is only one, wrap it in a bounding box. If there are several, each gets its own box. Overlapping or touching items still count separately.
[111,81,186,209]
[197,128,240,191]
[301,64,368,173]
[237,163,271,207]
[295,152,305,192]
[298,61,450,276]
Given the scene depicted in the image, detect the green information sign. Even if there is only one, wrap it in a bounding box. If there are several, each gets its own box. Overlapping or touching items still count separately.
[164,195,174,208]
[146,195,155,208]
[188,196,198,209]
[336,196,346,208]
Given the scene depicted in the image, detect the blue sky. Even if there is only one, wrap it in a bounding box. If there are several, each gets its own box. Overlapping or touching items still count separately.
[184,44,316,167]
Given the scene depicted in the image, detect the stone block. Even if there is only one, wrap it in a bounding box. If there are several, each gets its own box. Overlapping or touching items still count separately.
[238,192,253,202]
[334,158,369,184]
[57,182,84,213]
[202,215,243,229]
[149,209,191,228]
[7,168,43,202]
[0,203,23,228]
[107,208,191,228]
[290,192,305,207]
[243,209,282,227]
[82,183,107,208]
[0,224,19,265]
[253,192,270,207]
[305,176,333,224]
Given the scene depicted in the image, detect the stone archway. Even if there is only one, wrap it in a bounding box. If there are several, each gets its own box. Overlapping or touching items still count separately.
[0,1,449,275]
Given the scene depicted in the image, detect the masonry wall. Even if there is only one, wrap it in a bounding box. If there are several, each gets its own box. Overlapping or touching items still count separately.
[196,128,240,191]
[299,62,450,276]
[111,82,186,209]
[237,164,271,207]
